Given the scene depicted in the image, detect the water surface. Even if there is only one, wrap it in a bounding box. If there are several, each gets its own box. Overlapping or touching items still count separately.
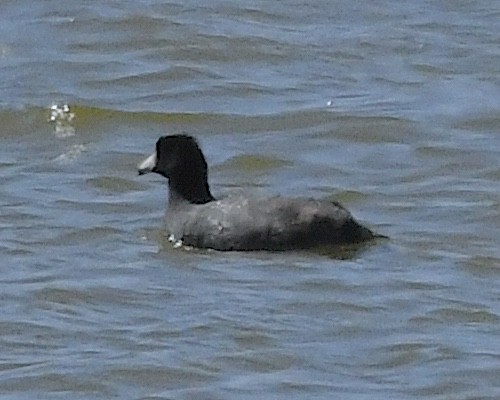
[1,1,499,399]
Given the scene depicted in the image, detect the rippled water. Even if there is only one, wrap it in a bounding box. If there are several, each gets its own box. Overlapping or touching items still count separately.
[1,1,499,399]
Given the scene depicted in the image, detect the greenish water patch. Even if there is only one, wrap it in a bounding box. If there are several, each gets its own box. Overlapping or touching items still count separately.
[453,113,500,132]
[72,105,212,126]
[429,308,500,324]
[460,256,500,278]
[49,226,124,246]
[218,154,292,172]
[87,176,146,193]
[327,190,369,204]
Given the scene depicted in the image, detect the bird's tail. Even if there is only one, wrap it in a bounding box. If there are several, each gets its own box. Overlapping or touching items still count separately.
[342,219,388,243]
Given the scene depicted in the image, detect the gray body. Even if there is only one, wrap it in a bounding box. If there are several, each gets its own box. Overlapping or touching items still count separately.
[166,194,374,251]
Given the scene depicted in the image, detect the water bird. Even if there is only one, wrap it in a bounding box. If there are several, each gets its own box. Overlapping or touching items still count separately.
[138,134,383,251]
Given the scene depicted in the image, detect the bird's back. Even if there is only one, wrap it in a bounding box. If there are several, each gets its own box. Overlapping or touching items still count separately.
[166,195,374,251]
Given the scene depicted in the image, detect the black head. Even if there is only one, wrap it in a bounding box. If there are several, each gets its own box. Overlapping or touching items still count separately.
[138,134,215,204]
[152,135,207,178]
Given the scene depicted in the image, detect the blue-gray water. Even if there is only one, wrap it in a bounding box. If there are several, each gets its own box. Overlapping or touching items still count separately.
[1,1,499,399]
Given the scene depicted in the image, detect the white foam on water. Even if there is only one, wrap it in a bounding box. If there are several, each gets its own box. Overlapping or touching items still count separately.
[48,104,76,138]
[53,144,86,163]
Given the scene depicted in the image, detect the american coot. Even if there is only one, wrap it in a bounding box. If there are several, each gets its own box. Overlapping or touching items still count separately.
[138,134,383,251]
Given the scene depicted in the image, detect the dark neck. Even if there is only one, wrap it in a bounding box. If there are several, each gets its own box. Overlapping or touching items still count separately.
[168,173,215,205]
